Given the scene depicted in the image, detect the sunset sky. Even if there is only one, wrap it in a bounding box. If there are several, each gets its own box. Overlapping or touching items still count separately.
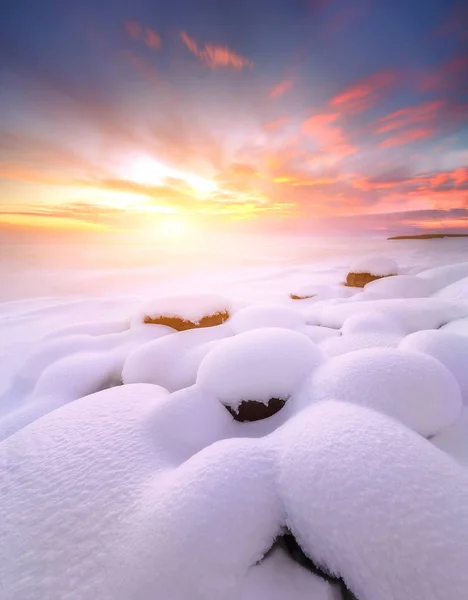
[1,0,468,236]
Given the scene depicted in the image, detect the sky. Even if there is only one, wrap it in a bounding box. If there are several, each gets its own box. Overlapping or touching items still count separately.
[1,0,468,238]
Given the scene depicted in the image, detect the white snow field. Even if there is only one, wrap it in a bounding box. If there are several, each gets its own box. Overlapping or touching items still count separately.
[3,236,468,599]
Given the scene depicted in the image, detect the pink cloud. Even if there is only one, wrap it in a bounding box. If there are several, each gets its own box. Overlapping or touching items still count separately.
[374,100,444,134]
[329,70,396,113]
[180,32,253,70]
[379,127,434,148]
[269,79,294,99]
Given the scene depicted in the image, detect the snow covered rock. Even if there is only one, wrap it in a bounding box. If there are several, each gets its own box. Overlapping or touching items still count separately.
[346,256,398,287]
[434,275,468,299]
[417,261,468,292]
[122,324,232,392]
[133,294,231,330]
[229,303,305,334]
[290,284,354,301]
[319,331,402,357]
[278,400,468,600]
[341,311,405,335]
[362,274,433,299]
[306,348,462,436]
[441,317,468,336]
[399,330,468,401]
[197,328,323,421]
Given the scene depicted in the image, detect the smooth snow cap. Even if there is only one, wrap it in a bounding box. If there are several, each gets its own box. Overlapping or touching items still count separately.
[319,331,401,357]
[399,330,468,401]
[278,400,468,600]
[197,327,323,410]
[434,276,468,299]
[362,275,433,299]
[290,284,355,301]
[417,261,468,291]
[132,294,231,326]
[122,325,231,392]
[341,311,405,335]
[229,303,305,334]
[348,256,398,276]
[307,348,462,436]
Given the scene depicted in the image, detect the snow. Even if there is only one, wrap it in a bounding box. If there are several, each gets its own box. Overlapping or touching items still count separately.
[132,293,232,327]
[229,303,305,334]
[122,324,232,392]
[434,275,468,299]
[278,400,468,600]
[348,256,398,276]
[305,348,462,436]
[197,328,323,411]
[361,274,433,299]
[417,261,468,291]
[4,238,468,599]
[399,330,468,401]
[310,298,468,333]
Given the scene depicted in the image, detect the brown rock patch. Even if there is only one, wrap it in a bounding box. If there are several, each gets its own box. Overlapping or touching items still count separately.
[143,310,230,331]
[290,293,316,300]
[345,272,393,288]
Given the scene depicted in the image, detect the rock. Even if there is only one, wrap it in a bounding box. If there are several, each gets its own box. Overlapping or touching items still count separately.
[143,310,230,331]
[290,293,316,300]
[225,397,287,422]
[345,272,391,288]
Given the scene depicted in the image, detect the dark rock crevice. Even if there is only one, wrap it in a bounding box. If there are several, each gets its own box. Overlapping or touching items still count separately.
[225,397,287,422]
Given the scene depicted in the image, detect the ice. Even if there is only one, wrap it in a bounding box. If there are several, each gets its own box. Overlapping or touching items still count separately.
[278,400,468,600]
[305,348,462,436]
[361,274,433,299]
[229,303,305,334]
[122,324,232,392]
[399,330,468,401]
[197,327,323,411]
[348,256,398,276]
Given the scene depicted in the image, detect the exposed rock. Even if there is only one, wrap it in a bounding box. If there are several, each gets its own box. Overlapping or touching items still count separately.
[290,293,316,300]
[226,396,287,422]
[143,310,230,331]
[345,272,391,288]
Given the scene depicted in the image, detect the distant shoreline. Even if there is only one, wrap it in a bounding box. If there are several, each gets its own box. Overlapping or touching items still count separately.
[388,234,468,240]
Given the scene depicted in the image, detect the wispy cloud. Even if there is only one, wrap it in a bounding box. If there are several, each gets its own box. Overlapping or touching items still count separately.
[124,20,162,49]
[329,70,396,113]
[301,112,357,158]
[269,79,294,99]
[180,32,253,70]
[379,127,434,148]
[374,100,443,134]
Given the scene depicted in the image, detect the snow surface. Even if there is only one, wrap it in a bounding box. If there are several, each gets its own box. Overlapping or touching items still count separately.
[197,328,323,410]
[3,240,468,599]
[399,330,468,402]
[348,256,398,276]
[305,348,462,436]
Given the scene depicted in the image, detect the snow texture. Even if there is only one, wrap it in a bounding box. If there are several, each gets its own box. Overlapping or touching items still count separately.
[306,348,462,436]
[122,324,232,392]
[362,274,433,299]
[197,327,323,410]
[417,261,468,291]
[434,276,468,299]
[229,303,305,334]
[399,330,468,401]
[348,256,398,276]
[278,400,468,600]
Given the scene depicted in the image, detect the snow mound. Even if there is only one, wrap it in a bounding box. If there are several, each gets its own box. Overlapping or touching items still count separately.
[307,348,462,436]
[319,332,401,357]
[434,276,468,299]
[45,318,129,340]
[362,275,433,299]
[349,256,398,277]
[312,298,468,333]
[442,317,468,336]
[290,283,355,301]
[341,311,405,335]
[298,324,341,343]
[278,400,468,600]
[399,330,468,401]
[197,328,323,414]
[432,407,468,467]
[417,261,468,291]
[122,324,232,392]
[229,303,305,334]
[132,294,232,329]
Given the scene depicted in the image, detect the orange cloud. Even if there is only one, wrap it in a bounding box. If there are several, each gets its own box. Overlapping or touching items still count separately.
[124,21,162,49]
[262,116,292,131]
[379,127,433,148]
[180,31,253,70]
[329,70,396,113]
[374,100,444,134]
[302,112,357,158]
[269,79,294,99]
